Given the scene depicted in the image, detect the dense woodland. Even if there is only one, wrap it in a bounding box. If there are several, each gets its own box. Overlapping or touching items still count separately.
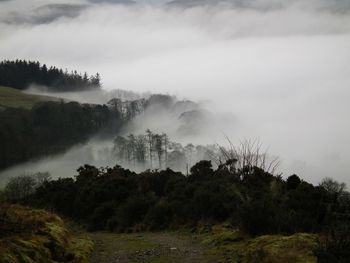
[0,101,121,170]
[0,60,101,91]
[0,93,183,171]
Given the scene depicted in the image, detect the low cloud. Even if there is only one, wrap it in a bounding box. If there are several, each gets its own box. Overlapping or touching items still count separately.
[168,0,350,13]
[0,0,349,185]
[2,4,88,25]
[89,0,135,4]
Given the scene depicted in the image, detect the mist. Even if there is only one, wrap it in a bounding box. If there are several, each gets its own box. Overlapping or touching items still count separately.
[0,0,349,185]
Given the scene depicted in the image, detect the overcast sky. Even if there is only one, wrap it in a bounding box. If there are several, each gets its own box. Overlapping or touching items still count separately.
[0,0,349,185]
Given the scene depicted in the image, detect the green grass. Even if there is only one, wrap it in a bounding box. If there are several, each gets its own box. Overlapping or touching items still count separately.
[0,86,59,110]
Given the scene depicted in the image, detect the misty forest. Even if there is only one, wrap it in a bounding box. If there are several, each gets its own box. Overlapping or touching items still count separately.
[0,1,350,263]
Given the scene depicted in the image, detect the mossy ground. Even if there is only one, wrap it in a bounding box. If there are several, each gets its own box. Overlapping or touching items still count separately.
[0,204,93,263]
[202,224,318,263]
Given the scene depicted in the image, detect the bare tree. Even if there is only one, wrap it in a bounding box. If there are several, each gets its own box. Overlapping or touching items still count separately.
[127,134,136,165]
[320,177,347,202]
[162,133,169,168]
[153,134,164,169]
[134,135,147,164]
[184,143,195,168]
[146,129,154,169]
[216,138,280,175]
[113,136,128,161]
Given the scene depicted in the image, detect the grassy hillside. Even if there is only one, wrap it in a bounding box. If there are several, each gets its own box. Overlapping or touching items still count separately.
[0,204,93,263]
[0,86,59,110]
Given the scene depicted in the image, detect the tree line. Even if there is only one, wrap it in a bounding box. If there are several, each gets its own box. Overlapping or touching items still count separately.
[113,132,280,176]
[0,60,101,91]
[113,130,221,173]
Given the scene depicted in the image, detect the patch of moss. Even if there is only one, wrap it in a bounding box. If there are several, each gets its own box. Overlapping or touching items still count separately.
[242,233,318,263]
[202,224,245,246]
[202,224,318,263]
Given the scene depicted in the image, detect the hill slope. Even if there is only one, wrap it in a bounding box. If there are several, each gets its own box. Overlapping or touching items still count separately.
[0,204,93,263]
[0,86,59,110]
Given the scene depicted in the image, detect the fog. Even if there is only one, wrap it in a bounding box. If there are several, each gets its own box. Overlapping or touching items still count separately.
[0,0,349,185]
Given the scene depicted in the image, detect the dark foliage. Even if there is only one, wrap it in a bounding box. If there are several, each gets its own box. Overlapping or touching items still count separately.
[316,222,350,263]
[23,162,346,238]
[0,60,101,91]
[0,101,121,170]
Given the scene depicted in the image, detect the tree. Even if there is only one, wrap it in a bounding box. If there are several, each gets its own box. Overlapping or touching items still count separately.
[190,160,213,178]
[286,174,301,190]
[184,143,195,168]
[135,135,147,164]
[127,134,136,165]
[113,136,128,161]
[162,133,169,168]
[4,175,37,201]
[217,138,280,176]
[146,129,154,169]
[153,134,163,169]
[320,178,347,198]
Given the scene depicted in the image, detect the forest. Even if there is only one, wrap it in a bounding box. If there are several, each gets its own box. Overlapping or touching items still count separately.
[0,60,101,91]
[0,101,121,170]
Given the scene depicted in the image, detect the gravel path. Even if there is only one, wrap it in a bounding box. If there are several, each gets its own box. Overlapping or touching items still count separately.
[89,232,218,263]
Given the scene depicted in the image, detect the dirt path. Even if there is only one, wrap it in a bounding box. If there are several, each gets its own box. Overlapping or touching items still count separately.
[89,232,219,263]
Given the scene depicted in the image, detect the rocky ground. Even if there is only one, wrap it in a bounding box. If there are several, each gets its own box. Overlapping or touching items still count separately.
[89,231,219,263]
[88,228,318,263]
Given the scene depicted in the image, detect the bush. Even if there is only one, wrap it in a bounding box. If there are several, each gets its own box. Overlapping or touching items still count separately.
[316,222,350,263]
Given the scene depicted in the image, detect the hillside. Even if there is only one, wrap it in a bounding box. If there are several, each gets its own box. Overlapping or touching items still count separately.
[0,204,93,263]
[0,86,60,110]
[0,94,123,170]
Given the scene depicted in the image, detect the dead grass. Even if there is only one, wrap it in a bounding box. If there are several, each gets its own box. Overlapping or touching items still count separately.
[0,204,93,263]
